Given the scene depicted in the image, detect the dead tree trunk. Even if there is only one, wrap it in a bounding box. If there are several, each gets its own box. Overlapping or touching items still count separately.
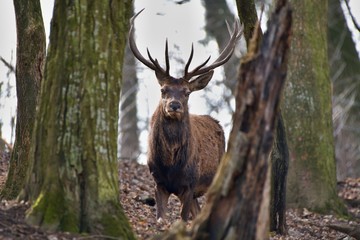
[236,0,290,234]
[190,1,292,239]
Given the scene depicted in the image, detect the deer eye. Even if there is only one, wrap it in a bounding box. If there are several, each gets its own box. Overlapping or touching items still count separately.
[160,88,167,97]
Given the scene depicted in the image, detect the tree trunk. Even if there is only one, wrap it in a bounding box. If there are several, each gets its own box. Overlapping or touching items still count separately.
[190,2,292,239]
[283,0,346,214]
[236,0,290,234]
[22,1,135,238]
[203,0,239,102]
[269,113,289,234]
[1,0,45,200]
[236,0,261,48]
[119,42,140,161]
[328,0,360,180]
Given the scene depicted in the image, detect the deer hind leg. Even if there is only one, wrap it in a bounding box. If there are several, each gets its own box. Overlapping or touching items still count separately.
[155,184,170,223]
[190,198,201,219]
[179,190,194,221]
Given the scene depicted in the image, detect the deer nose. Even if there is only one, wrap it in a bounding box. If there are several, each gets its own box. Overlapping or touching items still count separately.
[169,101,181,111]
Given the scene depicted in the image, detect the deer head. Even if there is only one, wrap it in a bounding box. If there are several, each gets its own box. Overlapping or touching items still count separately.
[129,10,242,120]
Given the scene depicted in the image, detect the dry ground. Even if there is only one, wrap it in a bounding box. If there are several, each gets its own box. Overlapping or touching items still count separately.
[0,150,359,239]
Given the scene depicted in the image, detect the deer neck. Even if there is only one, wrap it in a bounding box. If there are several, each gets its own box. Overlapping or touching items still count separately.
[152,105,191,148]
[151,106,192,168]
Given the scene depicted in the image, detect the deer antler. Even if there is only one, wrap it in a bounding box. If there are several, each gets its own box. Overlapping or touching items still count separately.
[129,9,170,78]
[184,19,242,80]
[129,10,242,81]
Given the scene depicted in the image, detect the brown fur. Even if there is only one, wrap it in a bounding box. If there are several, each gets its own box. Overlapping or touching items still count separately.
[147,81,225,221]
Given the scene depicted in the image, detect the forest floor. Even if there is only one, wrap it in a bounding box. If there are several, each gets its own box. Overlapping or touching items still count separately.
[0,150,359,240]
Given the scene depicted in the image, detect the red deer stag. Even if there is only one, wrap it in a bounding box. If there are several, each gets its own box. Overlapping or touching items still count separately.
[129,10,242,222]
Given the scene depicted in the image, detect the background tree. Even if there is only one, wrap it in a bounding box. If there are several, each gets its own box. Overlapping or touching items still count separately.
[21,1,135,238]
[202,0,240,112]
[0,0,45,200]
[119,6,140,160]
[328,0,360,180]
[283,0,346,214]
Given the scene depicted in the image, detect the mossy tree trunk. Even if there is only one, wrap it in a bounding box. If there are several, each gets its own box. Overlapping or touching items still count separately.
[283,0,346,214]
[1,0,45,200]
[189,2,292,239]
[22,0,135,238]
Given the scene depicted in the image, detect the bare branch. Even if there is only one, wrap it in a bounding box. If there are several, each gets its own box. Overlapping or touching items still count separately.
[0,56,15,75]
[327,223,360,240]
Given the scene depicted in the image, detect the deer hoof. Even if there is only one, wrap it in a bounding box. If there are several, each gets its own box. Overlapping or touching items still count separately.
[157,217,164,224]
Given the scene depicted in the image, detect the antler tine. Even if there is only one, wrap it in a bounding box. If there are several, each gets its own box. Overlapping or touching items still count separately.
[184,19,243,80]
[184,44,194,78]
[129,9,168,76]
[147,49,163,70]
[165,39,170,75]
[184,44,212,80]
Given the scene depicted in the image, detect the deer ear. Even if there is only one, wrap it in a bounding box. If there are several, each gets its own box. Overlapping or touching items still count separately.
[189,70,214,92]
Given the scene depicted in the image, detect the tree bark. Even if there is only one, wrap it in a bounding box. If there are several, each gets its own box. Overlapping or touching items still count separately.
[1,0,45,200]
[22,1,135,238]
[269,113,289,234]
[236,0,262,48]
[190,2,292,239]
[283,0,346,215]
[236,0,290,234]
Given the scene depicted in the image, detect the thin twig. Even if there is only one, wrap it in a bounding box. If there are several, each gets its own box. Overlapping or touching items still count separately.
[0,56,15,74]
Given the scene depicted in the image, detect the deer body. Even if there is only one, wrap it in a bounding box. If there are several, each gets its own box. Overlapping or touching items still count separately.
[148,103,225,220]
[129,10,242,221]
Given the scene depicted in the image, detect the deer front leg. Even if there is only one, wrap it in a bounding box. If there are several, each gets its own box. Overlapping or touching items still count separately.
[155,184,170,223]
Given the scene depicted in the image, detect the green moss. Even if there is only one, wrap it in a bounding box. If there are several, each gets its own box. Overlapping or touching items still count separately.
[313,198,348,218]
[27,184,79,232]
[60,209,79,232]
[98,204,136,239]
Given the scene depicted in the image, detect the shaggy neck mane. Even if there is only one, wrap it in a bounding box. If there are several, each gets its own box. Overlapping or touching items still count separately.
[151,106,192,167]
[156,106,190,144]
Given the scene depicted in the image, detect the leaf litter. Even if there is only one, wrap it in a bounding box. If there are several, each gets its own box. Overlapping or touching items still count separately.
[0,150,359,240]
